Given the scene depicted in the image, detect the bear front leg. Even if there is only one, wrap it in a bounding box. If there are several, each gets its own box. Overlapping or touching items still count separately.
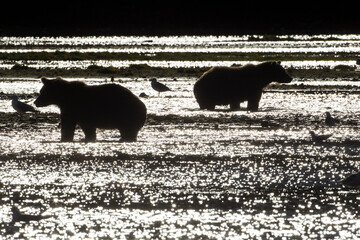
[198,102,213,110]
[80,124,96,142]
[247,101,259,111]
[247,91,262,112]
[60,116,76,142]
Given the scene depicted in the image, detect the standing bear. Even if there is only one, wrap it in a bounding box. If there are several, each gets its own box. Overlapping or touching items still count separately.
[193,61,292,111]
[34,77,147,142]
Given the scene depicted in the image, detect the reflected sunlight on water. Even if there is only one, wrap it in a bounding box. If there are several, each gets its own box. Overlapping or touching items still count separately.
[0,35,360,70]
[2,35,360,239]
[0,60,357,70]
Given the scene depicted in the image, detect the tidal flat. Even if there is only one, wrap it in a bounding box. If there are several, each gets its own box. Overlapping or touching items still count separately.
[1,35,360,239]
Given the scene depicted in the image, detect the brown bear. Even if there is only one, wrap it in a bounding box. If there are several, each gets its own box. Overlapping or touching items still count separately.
[193,61,292,111]
[34,77,147,142]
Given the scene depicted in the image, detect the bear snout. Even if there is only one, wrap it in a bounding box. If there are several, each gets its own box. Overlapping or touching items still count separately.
[280,76,292,83]
[34,98,46,107]
[285,76,293,83]
[34,100,41,107]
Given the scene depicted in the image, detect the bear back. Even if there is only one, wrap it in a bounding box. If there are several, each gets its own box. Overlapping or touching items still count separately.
[34,77,146,115]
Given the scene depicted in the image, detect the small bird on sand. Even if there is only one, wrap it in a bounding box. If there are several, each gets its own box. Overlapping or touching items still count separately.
[150,78,171,96]
[325,112,336,126]
[139,92,149,98]
[341,172,360,187]
[309,131,332,142]
[11,206,51,222]
[11,96,38,114]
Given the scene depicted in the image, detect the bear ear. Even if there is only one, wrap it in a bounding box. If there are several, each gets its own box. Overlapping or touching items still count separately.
[41,77,51,86]
[269,61,280,66]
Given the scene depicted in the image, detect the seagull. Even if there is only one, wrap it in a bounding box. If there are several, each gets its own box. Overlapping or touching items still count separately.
[11,206,51,222]
[150,78,171,96]
[11,96,38,114]
[325,112,336,126]
[341,172,360,187]
[139,92,149,98]
[309,131,332,142]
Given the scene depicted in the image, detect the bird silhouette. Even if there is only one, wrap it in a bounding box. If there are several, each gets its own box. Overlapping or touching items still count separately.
[11,96,38,114]
[309,131,332,142]
[341,172,360,187]
[11,206,51,222]
[325,112,337,126]
[139,92,149,98]
[150,78,171,96]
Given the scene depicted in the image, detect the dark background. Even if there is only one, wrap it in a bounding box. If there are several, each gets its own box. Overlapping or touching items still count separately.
[1,1,359,36]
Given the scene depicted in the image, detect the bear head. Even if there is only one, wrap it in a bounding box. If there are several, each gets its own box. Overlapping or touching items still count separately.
[262,61,292,84]
[34,77,76,107]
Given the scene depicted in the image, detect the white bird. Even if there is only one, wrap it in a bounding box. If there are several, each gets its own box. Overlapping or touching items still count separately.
[150,78,171,96]
[341,172,360,187]
[11,96,38,114]
[309,131,332,142]
[11,206,51,222]
[325,112,336,126]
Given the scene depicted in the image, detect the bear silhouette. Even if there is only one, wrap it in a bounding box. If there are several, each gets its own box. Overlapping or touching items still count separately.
[34,77,146,142]
[193,61,292,111]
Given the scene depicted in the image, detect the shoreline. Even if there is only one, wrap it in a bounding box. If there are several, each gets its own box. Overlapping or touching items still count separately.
[0,65,359,79]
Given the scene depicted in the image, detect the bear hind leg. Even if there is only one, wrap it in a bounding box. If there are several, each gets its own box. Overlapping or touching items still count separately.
[206,104,215,111]
[119,128,138,142]
[230,102,240,110]
[60,118,76,142]
[202,103,215,110]
[247,91,262,112]
[198,103,206,110]
[247,101,259,111]
[81,125,97,142]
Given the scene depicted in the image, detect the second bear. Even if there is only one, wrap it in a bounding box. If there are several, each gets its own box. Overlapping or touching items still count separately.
[193,61,292,111]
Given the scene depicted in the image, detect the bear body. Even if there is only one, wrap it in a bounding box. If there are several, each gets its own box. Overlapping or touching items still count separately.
[193,61,292,111]
[34,77,147,142]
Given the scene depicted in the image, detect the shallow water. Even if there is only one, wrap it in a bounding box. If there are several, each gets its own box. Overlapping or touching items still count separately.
[2,76,360,239]
[0,60,358,70]
[1,35,360,69]
[2,35,360,239]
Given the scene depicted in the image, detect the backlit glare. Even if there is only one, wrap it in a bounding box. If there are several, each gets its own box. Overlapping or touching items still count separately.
[1,35,360,239]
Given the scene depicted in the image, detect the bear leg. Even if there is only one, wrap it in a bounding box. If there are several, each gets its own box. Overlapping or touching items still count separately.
[80,125,97,142]
[200,102,215,110]
[247,91,262,112]
[247,101,259,111]
[197,100,215,110]
[198,104,206,110]
[119,128,138,142]
[206,104,215,111]
[230,102,240,110]
[197,101,207,110]
[60,118,76,142]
